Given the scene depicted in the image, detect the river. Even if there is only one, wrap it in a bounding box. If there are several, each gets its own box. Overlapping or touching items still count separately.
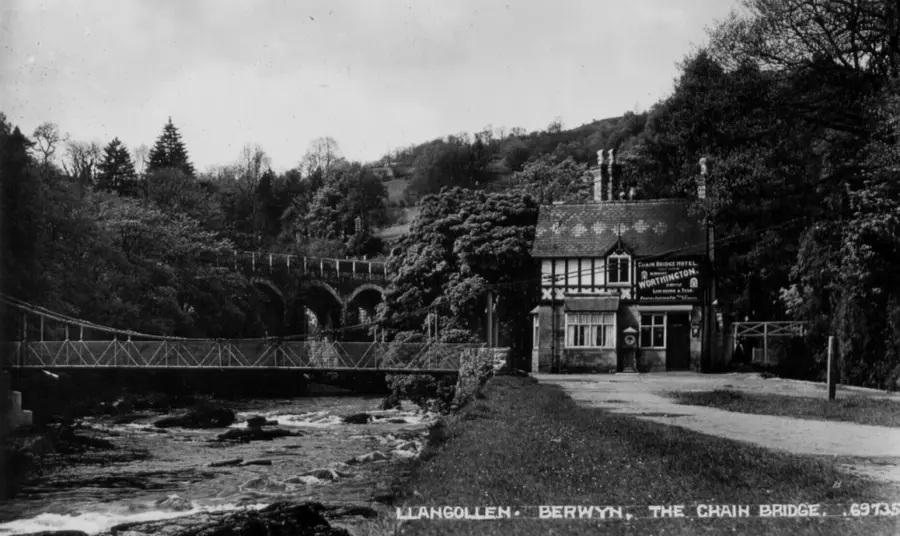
[0,395,434,535]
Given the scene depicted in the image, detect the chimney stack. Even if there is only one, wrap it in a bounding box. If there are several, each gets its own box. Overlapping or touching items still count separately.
[607,149,616,202]
[593,150,607,202]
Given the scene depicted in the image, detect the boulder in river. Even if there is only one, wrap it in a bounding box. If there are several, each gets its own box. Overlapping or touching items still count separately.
[216,427,294,443]
[380,392,401,410]
[240,476,287,492]
[245,415,267,428]
[17,531,89,536]
[342,412,371,424]
[208,458,243,467]
[153,406,236,429]
[154,493,193,511]
[346,451,389,465]
[302,468,341,481]
[242,459,273,466]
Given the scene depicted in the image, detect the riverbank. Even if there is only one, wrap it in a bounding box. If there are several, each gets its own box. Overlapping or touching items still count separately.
[393,375,900,535]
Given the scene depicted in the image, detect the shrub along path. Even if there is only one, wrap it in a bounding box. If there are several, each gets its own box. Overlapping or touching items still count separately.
[538,373,900,486]
[396,376,900,535]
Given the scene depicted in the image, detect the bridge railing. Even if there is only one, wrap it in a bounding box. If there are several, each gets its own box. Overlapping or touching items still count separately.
[226,251,388,280]
[1,340,486,372]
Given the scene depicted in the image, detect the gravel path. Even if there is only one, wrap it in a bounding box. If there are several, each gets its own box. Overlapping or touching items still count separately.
[535,372,900,485]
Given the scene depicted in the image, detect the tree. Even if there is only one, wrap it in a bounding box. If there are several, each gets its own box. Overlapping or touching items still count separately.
[475,124,494,146]
[378,187,538,360]
[300,137,343,177]
[143,167,223,230]
[97,138,139,196]
[0,119,45,304]
[292,163,388,255]
[132,144,149,176]
[546,117,564,134]
[406,137,493,199]
[710,0,900,80]
[62,140,102,190]
[238,143,271,184]
[31,122,67,167]
[501,138,531,172]
[147,117,195,176]
[512,154,590,204]
[92,195,260,337]
[253,169,280,242]
[789,82,900,388]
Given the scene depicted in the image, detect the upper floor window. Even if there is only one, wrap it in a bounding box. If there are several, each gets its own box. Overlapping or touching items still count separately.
[607,254,631,285]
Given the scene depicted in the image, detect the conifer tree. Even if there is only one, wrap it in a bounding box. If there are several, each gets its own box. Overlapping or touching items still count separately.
[147,117,194,177]
[97,137,139,196]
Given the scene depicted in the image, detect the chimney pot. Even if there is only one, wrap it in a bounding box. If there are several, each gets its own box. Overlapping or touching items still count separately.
[595,150,609,202]
[592,169,603,203]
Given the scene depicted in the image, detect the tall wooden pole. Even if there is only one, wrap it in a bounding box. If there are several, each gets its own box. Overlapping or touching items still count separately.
[827,336,837,400]
[486,290,494,348]
[1,309,10,499]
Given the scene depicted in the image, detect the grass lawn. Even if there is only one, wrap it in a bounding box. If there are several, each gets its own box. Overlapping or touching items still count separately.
[671,389,900,428]
[391,376,900,535]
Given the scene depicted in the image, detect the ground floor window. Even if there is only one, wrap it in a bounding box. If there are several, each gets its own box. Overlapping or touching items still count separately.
[640,313,666,348]
[565,313,615,348]
[533,315,540,349]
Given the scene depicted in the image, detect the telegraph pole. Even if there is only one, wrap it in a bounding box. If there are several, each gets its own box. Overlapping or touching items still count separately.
[486,289,494,348]
[0,308,10,500]
[699,157,715,372]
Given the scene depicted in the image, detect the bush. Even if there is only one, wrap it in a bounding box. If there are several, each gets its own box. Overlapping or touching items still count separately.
[386,374,456,411]
[453,348,496,407]
[438,328,480,343]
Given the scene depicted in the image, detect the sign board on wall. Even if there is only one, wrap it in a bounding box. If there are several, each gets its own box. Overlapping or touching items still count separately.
[636,258,703,302]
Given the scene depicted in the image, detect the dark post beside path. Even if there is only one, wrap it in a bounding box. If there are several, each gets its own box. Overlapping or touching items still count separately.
[827,335,837,401]
[486,290,494,348]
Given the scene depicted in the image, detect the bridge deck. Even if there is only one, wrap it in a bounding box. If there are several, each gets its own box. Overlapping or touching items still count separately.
[2,340,485,374]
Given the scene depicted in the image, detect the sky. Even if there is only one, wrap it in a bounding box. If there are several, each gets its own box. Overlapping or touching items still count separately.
[1,0,739,173]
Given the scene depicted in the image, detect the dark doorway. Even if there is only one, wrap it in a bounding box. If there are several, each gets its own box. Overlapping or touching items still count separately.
[666,313,691,370]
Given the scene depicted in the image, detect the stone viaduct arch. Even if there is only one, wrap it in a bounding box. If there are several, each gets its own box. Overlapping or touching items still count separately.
[246,266,388,342]
[251,277,286,337]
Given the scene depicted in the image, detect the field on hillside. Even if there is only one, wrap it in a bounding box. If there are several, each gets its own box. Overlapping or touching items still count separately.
[385,179,409,204]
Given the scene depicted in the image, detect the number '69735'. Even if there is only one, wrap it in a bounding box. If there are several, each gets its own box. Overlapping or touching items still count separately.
[849,503,900,516]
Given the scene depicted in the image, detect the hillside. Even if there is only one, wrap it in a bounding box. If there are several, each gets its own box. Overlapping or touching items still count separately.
[371,113,644,240]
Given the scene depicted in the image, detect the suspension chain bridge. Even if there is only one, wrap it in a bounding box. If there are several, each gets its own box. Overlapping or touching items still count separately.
[0,251,491,374]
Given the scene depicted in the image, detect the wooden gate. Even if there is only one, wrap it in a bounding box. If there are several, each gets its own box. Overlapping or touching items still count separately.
[731,321,807,366]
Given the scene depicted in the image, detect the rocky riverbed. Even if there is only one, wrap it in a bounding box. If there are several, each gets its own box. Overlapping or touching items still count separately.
[0,396,438,535]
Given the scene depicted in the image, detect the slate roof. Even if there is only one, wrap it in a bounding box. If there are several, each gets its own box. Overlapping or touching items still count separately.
[531,199,705,258]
